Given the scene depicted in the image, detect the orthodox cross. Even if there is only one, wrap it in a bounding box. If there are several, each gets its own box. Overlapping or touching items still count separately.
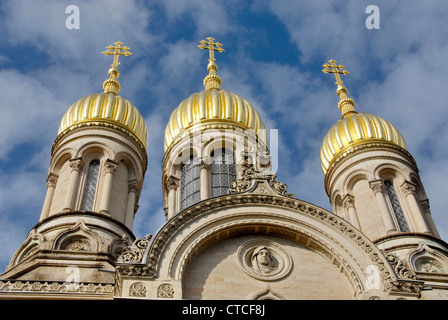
[322,59,349,86]
[197,37,225,62]
[102,41,132,68]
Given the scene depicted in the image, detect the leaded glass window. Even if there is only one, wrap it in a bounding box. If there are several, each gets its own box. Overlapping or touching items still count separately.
[180,157,201,210]
[81,159,100,211]
[384,180,410,232]
[211,149,236,197]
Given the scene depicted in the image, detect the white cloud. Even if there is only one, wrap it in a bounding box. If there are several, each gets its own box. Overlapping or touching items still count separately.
[2,0,153,65]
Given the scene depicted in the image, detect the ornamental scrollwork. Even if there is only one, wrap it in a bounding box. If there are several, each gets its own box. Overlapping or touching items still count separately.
[157,283,174,298]
[129,282,147,297]
[228,167,294,198]
[117,234,152,263]
[384,252,416,280]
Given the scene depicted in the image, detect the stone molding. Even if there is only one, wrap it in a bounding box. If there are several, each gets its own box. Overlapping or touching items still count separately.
[52,128,148,174]
[0,280,114,296]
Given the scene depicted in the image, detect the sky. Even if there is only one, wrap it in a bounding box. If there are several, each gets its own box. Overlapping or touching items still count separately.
[0,0,447,273]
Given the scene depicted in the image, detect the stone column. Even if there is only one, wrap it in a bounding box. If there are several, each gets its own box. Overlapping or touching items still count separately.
[39,174,58,221]
[125,180,140,229]
[420,199,440,237]
[99,159,119,214]
[166,176,179,219]
[401,181,430,233]
[342,194,361,230]
[369,179,396,234]
[199,160,210,200]
[63,157,84,211]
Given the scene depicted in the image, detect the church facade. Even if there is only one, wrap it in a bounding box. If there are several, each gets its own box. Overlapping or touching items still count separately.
[1,39,447,300]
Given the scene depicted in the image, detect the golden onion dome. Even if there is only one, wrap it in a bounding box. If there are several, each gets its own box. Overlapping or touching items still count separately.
[57,41,148,148]
[164,89,267,151]
[58,92,148,148]
[320,112,407,175]
[164,36,267,152]
[320,59,407,176]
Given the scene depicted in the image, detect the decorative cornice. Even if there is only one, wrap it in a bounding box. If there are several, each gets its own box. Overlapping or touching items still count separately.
[33,211,136,242]
[52,120,148,170]
[162,120,265,166]
[0,280,114,296]
[325,142,418,195]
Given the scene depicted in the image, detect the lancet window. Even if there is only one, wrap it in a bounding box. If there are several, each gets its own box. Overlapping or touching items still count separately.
[81,159,100,211]
[384,180,410,232]
[211,149,236,197]
[180,157,201,210]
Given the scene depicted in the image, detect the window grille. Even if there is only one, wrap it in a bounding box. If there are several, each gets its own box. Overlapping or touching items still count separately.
[384,180,410,232]
[81,159,100,211]
[180,157,201,210]
[211,149,236,197]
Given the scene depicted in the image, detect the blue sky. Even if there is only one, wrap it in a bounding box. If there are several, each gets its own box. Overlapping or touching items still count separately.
[0,0,447,273]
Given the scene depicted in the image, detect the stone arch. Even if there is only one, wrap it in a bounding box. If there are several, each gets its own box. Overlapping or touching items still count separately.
[7,231,45,270]
[53,221,101,252]
[344,170,372,195]
[374,163,408,185]
[407,242,448,274]
[77,141,113,160]
[140,194,404,299]
[49,148,75,175]
[114,151,139,181]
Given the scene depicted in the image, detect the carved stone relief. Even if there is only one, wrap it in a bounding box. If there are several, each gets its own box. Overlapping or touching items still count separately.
[238,239,292,281]
[157,283,174,298]
[415,257,446,273]
[129,282,147,297]
[60,236,92,251]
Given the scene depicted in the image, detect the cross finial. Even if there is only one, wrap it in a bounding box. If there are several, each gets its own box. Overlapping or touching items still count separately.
[102,41,132,68]
[197,37,225,90]
[101,41,132,94]
[322,59,350,87]
[198,37,225,63]
[322,59,357,119]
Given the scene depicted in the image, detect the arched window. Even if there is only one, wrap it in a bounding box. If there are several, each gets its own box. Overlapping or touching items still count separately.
[384,180,410,232]
[180,157,200,210]
[211,149,236,197]
[81,159,100,211]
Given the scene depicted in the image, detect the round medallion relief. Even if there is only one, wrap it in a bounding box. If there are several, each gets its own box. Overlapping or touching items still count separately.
[238,239,292,281]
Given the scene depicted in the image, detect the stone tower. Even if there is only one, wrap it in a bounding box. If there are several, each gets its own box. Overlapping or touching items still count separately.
[0,42,148,295]
[320,60,448,296]
[162,37,270,220]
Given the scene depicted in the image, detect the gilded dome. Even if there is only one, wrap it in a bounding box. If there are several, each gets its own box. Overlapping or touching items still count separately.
[320,112,407,175]
[164,89,267,151]
[58,92,148,148]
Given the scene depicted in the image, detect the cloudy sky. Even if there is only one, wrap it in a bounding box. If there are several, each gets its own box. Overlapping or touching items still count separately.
[0,0,447,273]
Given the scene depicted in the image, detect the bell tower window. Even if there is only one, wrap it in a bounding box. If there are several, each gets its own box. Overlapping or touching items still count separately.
[81,159,100,211]
[384,180,410,232]
[211,149,236,197]
[180,157,201,210]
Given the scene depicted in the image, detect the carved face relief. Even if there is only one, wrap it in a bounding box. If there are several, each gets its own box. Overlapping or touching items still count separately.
[238,239,292,281]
